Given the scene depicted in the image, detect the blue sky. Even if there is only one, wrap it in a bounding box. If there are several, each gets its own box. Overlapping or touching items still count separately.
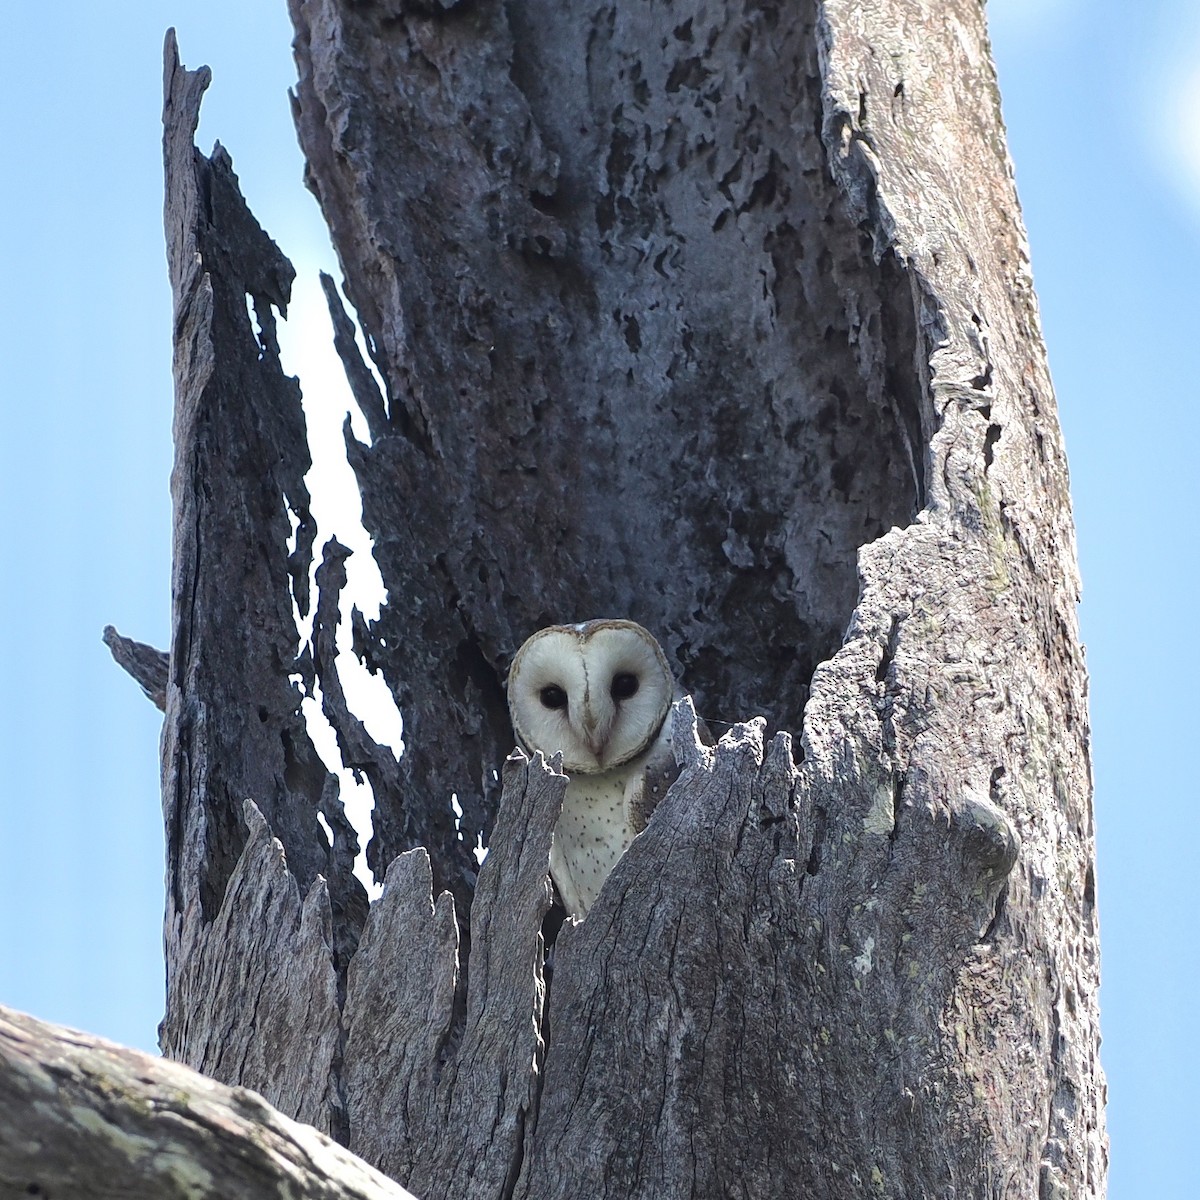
[0,2,1195,1194]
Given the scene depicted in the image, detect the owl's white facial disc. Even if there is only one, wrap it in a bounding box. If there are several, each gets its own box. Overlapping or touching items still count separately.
[507,619,674,774]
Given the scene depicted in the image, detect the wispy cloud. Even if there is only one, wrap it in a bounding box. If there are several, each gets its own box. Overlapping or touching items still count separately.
[1134,0,1200,224]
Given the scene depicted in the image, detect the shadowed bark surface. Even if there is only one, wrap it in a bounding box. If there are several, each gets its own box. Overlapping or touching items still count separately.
[288,0,927,905]
[46,2,1106,1197]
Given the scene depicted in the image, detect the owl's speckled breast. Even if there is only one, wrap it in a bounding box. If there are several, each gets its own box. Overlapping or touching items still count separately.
[550,768,636,918]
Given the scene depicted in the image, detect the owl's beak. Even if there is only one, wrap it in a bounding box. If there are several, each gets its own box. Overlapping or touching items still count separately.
[581,708,610,763]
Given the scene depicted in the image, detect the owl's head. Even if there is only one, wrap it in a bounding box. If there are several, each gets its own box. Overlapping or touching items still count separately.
[507,619,674,774]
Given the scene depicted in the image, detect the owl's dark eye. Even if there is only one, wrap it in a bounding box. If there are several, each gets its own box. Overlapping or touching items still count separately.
[611,672,639,700]
[539,684,568,710]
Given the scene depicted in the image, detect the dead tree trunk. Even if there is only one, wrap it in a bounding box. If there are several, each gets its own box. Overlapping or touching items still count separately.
[107,0,1106,1194]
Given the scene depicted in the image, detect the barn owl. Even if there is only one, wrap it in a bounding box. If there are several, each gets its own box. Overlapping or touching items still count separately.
[507,619,685,918]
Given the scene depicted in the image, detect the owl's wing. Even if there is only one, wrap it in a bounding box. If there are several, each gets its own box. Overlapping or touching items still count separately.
[624,704,681,834]
[625,690,716,833]
[625,751,679,835]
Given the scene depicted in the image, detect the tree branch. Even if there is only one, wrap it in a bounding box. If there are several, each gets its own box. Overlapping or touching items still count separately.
[102,624,168,711]
[0,1005,416,1200]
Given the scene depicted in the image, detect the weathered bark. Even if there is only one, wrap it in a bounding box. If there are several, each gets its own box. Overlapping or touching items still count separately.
[0,1005,416,1200]
[340,746,558,1198]
[99,0,1103,1197]
[158,32,364,1136]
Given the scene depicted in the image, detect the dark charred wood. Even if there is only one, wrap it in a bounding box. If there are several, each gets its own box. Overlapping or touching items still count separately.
[158,28,367,1132]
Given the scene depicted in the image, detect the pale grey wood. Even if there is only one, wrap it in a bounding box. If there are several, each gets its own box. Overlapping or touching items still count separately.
[159,799,343,1132]
[815,1,1106,1191]
[413,749,559,1200]
[342,751,561,1198]
[0,1004,417,1200]
[341,847,461,1184]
